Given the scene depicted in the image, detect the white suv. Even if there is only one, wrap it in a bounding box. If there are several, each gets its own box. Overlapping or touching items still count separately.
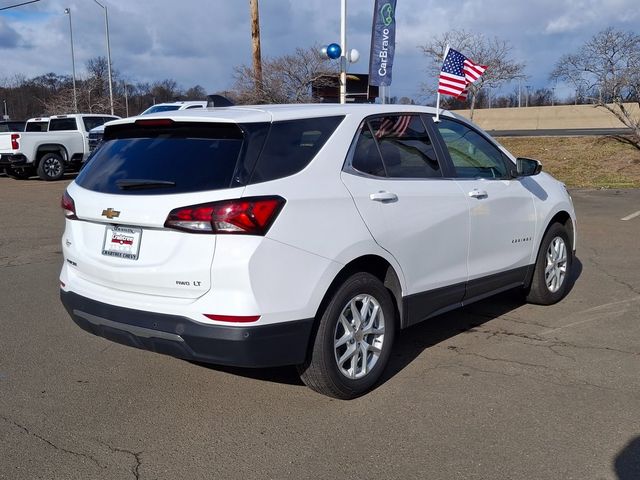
[60,104,576,399]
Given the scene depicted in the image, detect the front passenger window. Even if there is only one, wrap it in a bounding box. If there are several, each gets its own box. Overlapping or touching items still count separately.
[435,118,508,179]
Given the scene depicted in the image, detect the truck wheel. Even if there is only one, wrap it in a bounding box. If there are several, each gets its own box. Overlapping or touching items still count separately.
[5,166,34,180]
[37,153,65,181]
[298,272,395,399]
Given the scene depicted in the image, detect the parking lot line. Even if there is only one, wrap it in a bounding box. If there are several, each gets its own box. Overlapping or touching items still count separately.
[621,210,640,221]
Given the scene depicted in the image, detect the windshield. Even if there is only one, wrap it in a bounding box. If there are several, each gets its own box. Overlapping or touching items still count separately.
[83,116,117,131]
[141,105,182,115]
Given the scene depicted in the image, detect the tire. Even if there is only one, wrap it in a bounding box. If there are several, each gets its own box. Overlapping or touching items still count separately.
[298,272,396,399]
[5,166,34,180]
[37,153,65,181]
[526,223,573,305]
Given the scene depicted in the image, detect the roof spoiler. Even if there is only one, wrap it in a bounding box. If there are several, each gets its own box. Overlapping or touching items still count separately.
[207,94,235,108]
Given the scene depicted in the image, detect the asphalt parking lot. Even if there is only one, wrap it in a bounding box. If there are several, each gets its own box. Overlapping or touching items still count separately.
[0,175,639,480]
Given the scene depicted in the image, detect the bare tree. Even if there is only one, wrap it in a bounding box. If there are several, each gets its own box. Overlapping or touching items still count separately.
[231,46,337,104]
[419,30,526,118]
[550,27,640,148]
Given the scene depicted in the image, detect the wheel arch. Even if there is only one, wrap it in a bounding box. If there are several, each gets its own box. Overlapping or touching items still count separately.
[545,210,575,251]
[314,254,405,333]
[35,144,68,165]
[526,209,575,290]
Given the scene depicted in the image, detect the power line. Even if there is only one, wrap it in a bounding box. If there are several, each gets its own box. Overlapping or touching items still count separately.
[0,0,41,11]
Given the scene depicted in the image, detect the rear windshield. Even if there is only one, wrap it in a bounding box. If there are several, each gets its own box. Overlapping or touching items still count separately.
[76,116,344,195]
[25,121,48,132]
[76,122,245,195]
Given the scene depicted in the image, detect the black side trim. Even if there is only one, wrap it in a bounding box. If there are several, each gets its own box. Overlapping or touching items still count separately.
[401,266,532,328]
[403,282,465,328]
[60,290,314,368]
[464,266,529,302]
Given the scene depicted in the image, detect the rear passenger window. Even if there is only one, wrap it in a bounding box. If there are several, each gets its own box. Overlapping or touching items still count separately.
[352,125,386,176]
[249,116,344,184]
[49,118,78,131]
[350,114,441,179]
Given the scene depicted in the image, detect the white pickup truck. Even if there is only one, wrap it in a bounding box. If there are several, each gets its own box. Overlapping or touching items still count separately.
[0,113,118,180]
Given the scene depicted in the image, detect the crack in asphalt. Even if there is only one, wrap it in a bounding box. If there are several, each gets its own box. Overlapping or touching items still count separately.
[100,441,143,480]
[446,346,552,371]
[0,414,104,469]
[588,246,640,296]
[433,355,624,393]
[470,328,639,358]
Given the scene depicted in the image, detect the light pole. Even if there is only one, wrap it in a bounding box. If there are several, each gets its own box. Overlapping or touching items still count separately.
[339,0,347,104]
[93,0,114,115]
[64,8,78,113]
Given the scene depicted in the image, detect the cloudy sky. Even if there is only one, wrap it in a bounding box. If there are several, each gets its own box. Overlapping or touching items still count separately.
[0,0,638,101]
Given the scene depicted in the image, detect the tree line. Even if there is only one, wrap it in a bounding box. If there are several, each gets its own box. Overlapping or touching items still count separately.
[0,56,208,120]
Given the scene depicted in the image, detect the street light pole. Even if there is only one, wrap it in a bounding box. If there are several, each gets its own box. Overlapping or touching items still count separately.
[339,0,347,105]
[93,0,114,115]
[64,8,78,113]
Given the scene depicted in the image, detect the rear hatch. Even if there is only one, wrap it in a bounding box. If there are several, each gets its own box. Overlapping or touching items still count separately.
[64,118,265,298]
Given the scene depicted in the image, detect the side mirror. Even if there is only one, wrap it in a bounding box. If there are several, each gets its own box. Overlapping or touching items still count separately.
[515,157,542,177]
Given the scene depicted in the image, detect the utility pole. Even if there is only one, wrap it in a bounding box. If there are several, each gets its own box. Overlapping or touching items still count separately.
[249,0,263,97]
[64,8,78,113]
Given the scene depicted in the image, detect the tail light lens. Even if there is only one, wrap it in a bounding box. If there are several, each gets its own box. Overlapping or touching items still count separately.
[10,134,19,150]
[61,191,77,219]
[165,196,285,235]
[203,314,260,323]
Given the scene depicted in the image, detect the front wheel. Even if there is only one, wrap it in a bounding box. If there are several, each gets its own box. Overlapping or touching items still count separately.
[298,272,396,399]
[526,223,573,305]
[37,153,65,181]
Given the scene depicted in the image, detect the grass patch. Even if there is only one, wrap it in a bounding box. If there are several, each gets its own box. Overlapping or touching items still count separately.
[496,135,640,188]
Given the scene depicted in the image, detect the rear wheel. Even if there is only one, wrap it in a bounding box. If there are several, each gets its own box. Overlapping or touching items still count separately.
[526,223,572,305]
[37,153,65,181]
[5,166,34,180]
[298,272,395,399]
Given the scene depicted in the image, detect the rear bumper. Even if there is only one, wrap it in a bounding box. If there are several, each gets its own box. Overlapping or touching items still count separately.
[60,290,314,368]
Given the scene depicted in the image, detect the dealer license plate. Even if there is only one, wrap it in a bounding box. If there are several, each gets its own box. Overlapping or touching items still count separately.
[102,225,142,260]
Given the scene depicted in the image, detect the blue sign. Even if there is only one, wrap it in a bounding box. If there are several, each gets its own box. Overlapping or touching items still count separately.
[368,0,397,87]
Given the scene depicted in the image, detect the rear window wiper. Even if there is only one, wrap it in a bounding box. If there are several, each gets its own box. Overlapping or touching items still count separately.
[116,179,176,190]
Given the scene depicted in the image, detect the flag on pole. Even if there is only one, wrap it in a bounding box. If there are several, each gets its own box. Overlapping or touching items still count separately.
[437,47,487,100]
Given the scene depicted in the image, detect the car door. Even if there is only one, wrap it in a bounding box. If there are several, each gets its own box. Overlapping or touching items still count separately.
[433,117,537,299]
[341,113,470,326]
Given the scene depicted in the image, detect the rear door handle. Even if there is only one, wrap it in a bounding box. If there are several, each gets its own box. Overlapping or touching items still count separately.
[369,191,398,203]
[468,189,488,199]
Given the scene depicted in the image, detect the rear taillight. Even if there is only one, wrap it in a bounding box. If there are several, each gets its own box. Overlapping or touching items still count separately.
[61,191,77,219]
[10,133,19,150]
[135,119,174,127]
[203,314,260,323]
[165,196,285,235]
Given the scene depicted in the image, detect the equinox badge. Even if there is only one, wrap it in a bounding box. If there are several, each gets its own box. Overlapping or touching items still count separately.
[101,208,121,219]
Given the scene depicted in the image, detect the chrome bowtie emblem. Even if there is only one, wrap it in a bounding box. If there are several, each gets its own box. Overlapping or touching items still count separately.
[101,208,120,219]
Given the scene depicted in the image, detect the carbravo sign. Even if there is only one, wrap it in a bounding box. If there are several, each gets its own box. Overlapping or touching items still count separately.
[369,0,397,87]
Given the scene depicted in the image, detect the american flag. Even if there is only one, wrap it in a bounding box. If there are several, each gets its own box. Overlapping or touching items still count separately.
[438,48,487,100]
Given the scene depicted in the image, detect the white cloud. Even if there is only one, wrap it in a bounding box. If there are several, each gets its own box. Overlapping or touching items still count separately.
[0,0,638,99]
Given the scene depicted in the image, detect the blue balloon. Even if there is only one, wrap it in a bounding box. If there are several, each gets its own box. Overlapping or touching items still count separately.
[326,43,342,59]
